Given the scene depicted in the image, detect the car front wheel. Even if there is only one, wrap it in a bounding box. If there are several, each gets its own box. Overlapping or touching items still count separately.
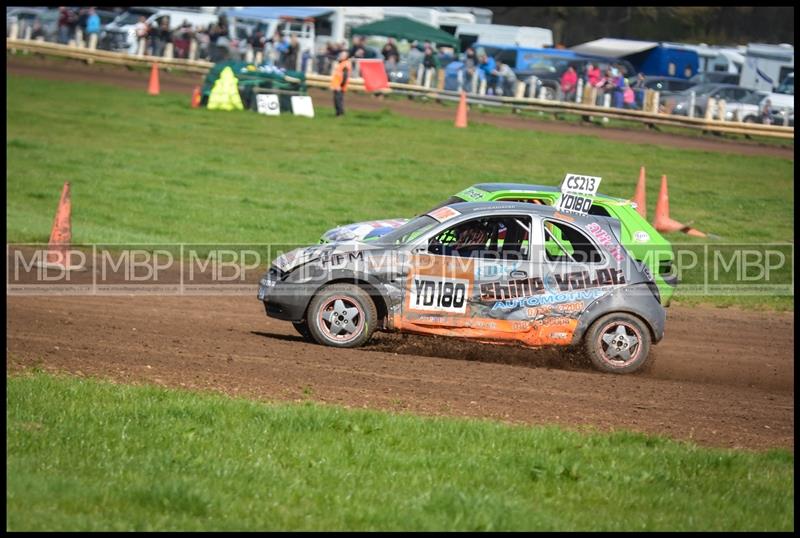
[307,284,377,348]
[584,313,652,374]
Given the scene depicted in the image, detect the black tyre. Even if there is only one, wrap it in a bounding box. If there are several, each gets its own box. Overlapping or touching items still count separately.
[307,284,377,348]
[584,313,652,374]
[292,320,312,341]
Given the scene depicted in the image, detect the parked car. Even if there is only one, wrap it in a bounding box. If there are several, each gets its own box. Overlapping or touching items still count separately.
[260,201,667,374]
[759,72,794,116]
[668,83,764,118]
[319,182,677,307]
[6,6,46,38]
[689,71,740,86]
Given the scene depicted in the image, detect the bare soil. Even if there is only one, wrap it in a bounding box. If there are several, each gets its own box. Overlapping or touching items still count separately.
[7,295,794,451]
[7,54,794,160]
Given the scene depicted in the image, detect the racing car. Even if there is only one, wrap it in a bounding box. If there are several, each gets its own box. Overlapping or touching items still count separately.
[259,201,666,374]
[319,183,677,306]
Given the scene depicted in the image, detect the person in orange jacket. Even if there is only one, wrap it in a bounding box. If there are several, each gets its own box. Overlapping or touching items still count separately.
[330,50,352,117]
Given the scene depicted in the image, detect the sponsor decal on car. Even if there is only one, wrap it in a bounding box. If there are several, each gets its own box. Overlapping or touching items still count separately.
[428,206,461,223]
[586,222,625,261]
[480,269,625,302]
[633,230,651,243]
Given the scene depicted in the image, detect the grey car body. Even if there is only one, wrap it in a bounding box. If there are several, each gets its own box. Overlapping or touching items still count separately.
[258,202,665,372]
[669,83,764,118]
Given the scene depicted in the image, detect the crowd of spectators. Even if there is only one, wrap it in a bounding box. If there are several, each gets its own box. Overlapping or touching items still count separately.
[35,9,655,110]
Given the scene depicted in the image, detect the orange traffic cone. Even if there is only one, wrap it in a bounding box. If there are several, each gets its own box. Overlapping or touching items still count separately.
[148,63,160,96]
[455,91,468,128]
[45,182,74,268]
[652,175,707,237]
[632,166,646,218]
[191,86,201,108]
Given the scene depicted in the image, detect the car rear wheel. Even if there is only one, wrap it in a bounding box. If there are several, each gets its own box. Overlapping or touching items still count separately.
[584,313,652,374]
[307,284,377,348]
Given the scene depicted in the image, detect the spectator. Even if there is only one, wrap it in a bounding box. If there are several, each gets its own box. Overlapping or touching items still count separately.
[173,20,193,59]
[249,29,265,62]
[560,65,578,101]
[57,7,72,44]
[623,79,636,109]
[264,30,282,66]
[381,38,399,64]
[284,35,299,71]
[349,35,366,59]
[132,15,149,54]
[476,48,496,93]
[151,17,171,57]
[330,50,352,116]
[66,7,79,44]
[196,24,211,60]
[85,7,101,49]
[494,59,517,96]
[462,46,477,91]
[612,67,625,108]
[420,43,440,86]
[633,72,647,108]
[586,62,602,90]
[407,40,424,80]
[761,99,772,125]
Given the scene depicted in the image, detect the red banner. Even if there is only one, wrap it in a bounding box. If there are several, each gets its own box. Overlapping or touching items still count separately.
[358,59,389,92]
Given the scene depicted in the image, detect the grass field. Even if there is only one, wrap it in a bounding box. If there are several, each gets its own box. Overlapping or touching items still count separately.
[7,372,794,531]
[6,74,794,311]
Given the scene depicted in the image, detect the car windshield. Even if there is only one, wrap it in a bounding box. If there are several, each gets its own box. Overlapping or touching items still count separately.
[680,83,717,95]
[114,10,153,25]
[775,75,794,95]
[741,92,763,104]
[374,215,440,246]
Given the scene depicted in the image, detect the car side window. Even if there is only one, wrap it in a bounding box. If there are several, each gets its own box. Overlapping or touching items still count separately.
[542,220,604,264]
[428,215,531,260]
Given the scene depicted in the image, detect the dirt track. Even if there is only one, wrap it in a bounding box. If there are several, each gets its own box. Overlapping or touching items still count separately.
[6,54,794,160]
[7,295,794,451]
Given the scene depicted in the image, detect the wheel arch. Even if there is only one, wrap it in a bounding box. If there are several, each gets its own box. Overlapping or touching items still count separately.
[305,272,390,326]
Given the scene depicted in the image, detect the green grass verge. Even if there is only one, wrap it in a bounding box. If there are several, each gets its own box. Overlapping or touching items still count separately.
[6,74,794,309]
[7,372,794,531]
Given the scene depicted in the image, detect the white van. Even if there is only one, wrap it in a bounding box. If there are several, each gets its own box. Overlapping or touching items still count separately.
[455,23,553,51]
[759,72,794,119]
[100,7,218,54]
[739,43,794,93]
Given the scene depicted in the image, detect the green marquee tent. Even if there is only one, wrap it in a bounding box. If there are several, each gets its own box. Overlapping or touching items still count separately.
[350,17,459,50]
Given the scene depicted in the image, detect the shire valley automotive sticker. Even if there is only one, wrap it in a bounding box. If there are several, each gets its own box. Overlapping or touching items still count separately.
[555,173,602,215]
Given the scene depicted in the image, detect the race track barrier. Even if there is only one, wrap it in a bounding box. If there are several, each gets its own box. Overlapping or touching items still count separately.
[7,38,794,140]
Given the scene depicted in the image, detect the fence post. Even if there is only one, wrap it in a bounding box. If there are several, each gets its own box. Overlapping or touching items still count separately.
[705,98,715,121]
[164,42,174,59]
[423,68,433,89]
[23,24,32,41]
[479,78,487,95]
[652,91,660,114]
[602,93,611,123]
[783,108,790,126]
[688,90,696,118]
[436,68,445,91]
[717,99,726,122]
[575,77,583,104]
[538,86,548,100]
[88,33,98,50]
[515,80,526,99]
[75,28,84,48]
[254,50,263,65]
[137,37,146,56]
